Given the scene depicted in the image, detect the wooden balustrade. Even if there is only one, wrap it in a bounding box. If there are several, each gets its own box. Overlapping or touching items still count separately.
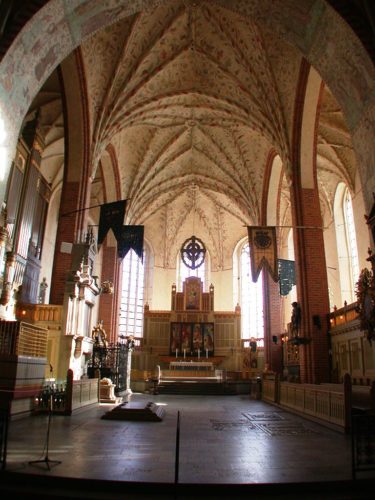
[262,375,353,432]
[328,302,359,327]
[279,383,347,428]
[70,378,99,412]
[16,304,63,323]
[35,372,99,415]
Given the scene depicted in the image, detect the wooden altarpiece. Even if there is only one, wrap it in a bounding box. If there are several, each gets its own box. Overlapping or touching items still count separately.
[170,277,214,356]
[143,277,241,361]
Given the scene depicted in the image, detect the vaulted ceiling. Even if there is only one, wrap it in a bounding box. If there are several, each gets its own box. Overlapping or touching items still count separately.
[24,0,358,271]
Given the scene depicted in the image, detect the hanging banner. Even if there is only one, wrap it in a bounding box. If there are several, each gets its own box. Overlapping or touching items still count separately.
[97,200,127,245]
[247,226,278,282]
[278,258,296,296]
[117,225,144,261]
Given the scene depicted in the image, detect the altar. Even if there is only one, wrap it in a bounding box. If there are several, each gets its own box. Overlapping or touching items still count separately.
[142,277,242,371]
[169,361,214,371]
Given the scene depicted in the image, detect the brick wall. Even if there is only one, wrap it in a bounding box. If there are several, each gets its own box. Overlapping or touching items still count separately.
[50,181,80,304]
[98,244,121,343]
[264,274,283,373]
[293,187,330,383]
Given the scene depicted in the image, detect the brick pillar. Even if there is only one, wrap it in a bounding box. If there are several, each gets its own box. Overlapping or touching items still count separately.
[263,273,283,374]
[50,52,91,305]
[292,187,330,383]
[98,243,121,343]
[50,181,84,304]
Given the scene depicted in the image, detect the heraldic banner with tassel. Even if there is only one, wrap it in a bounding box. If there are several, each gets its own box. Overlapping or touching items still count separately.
[247,226,278,283]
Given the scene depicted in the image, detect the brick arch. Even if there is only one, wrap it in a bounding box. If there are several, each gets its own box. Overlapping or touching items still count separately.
[0,0,374,208]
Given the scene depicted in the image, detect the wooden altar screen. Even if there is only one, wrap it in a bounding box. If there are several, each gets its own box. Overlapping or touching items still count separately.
[143,277,241,362]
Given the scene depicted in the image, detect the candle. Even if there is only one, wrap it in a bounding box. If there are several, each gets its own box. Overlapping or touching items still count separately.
[206,348,208,359]
[184,349,186,359]
[198,349,200,359]
[176,348,178,358]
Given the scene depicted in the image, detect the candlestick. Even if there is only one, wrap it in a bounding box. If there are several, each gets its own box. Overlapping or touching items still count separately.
[184,349,186,359]
[198,349,200,359]
[176,348,178,358]
[206,348,208,359]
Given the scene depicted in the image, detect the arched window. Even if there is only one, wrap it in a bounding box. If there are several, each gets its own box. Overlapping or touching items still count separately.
[237,241,264,344]
[119,249,145,337]
[344,189,359,287]
[334,184,359,304]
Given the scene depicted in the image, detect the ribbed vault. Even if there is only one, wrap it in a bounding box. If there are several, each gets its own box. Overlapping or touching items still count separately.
[22,0,359,271]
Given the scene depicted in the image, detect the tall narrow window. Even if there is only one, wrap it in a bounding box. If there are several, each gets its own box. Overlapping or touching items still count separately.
[240,243,264,344]
[344,189,359,290]
[119,250,144,337]
[334,183,360,305]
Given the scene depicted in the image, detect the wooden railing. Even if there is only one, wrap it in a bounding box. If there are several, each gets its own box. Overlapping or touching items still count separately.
[328,302,359,327]
[262,375,353,432]
[262,374,279,403]
[161,369,220,379]
[279,382,347,429]
[16,304,63,323]
[35,371,99,415]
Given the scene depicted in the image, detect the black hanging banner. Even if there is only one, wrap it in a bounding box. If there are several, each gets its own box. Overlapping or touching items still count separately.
[117,225,144,261]
[278,258,296,296]
[97,200,127,246]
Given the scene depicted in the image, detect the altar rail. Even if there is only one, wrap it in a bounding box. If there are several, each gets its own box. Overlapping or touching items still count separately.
[161,369,222,380]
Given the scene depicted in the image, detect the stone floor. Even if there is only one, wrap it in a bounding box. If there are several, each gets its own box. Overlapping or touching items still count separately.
[2,393,374,498]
